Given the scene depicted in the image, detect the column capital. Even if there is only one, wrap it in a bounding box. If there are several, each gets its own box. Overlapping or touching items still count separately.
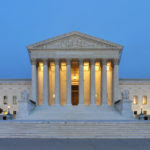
[101,59,107,65]
[43,59,48,65]
[113,59,119,65]
[79,59,84,64]
[66,59,71,64]
[31,59,37,65]
[90,59,96,65]
[55,59,59,65]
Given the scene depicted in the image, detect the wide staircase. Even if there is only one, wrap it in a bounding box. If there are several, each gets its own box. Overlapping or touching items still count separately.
[0,120,150,138]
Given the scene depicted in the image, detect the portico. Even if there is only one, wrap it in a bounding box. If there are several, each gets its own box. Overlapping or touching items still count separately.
[27,31,123,119]
[31,58,119,107]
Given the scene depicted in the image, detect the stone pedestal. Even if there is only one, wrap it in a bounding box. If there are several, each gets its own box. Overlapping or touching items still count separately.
[17,90,29,120]
[121,99,133,119]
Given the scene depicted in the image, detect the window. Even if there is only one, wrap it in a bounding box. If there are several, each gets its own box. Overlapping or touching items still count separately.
[133,96,138,105]
[143,111,147,115]
[13,111,16,115]
[134,111,137,115]
[0,108,3,114]
[143,96,147,105]
[13,96,17,105]
[3,96,8,105]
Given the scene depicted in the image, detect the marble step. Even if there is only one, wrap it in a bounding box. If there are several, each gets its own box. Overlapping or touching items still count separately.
[1,121,150,139]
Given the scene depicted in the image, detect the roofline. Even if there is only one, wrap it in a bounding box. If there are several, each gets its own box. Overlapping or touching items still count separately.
[0,79,31,81]
[27,31,124,50]
[119,78,150,81]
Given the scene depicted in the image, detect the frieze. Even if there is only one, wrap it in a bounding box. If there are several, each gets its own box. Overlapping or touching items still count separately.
[34,35,114,49]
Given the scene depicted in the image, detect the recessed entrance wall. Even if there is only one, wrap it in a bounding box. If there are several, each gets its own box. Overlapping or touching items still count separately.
[71,61,79,105]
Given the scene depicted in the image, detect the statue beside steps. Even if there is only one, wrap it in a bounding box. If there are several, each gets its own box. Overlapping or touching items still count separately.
[16,90,36,120]
[114,89,134,119]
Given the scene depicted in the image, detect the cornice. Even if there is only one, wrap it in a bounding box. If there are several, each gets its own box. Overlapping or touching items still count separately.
[0,79,31,85]
[119,78,150,85]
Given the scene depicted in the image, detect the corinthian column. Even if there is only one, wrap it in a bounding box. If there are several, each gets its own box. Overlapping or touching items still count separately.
[67,59,71,105]
[55,59,60,105]
[113,59,119,104]
[101,59,107,105]
[79,59,84,104]
[31,59,37,103]
[90,59,95,104]
[43,59,49,106]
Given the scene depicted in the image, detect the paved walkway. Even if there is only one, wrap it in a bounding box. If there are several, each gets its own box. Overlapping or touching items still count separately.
[0,139,150,150]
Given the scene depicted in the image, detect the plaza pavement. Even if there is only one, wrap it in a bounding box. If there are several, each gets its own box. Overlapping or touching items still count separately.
[0,139,150,150]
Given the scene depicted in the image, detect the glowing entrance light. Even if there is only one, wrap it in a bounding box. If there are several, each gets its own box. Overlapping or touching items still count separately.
[73,75,77,80]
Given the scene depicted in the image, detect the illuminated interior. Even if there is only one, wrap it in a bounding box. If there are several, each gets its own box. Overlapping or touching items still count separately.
[38,62,43,105]
[133,96,138,105]
[71,61,79,105]
[84,61,90,105]
[95,62,101,105]
[37,60,114,107]
[49,62,55,105]
[143,96,147,105]
[107,62,112,105]
[60,62,67,106]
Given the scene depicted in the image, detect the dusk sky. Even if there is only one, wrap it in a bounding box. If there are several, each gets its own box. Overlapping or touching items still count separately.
[0,0,150,79]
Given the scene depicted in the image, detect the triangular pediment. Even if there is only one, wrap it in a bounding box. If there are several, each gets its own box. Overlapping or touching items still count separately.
[27,31,123,50]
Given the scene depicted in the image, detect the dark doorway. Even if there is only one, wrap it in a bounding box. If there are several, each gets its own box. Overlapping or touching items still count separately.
[71,85,79,105]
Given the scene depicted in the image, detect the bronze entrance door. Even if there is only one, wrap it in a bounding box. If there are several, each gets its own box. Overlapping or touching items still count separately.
[71,85,79,105]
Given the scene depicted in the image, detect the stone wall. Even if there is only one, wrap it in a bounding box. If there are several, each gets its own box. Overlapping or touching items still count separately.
[0,79,31,114]
[119,79,150,114]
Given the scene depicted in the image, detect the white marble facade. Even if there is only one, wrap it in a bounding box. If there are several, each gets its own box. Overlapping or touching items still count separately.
[0,31,150,119]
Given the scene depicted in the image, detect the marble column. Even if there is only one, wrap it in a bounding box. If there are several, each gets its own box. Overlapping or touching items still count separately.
[113,59,119,104]
[55,59,60,105]
[79,59,84,104]
[102,59,107,105]
[43,59,49,106]
[31,59,37,103]
[67,59,71,105]
[90,59,95,104]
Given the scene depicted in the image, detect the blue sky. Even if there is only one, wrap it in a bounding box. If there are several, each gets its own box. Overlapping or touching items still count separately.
[0,0,150,79]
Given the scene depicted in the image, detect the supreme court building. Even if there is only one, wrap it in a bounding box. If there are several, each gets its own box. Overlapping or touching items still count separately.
[29,31,122,107]
[0,31,150,120]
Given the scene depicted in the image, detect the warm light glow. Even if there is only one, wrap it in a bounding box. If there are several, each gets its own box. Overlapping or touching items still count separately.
[143,96,147,105]
[107,62,111,71]
[53,94,55,99]
[95,94,98,98]
[7,106,10,109]
[84,62,89,71]
[51,65,55,71]
[3,111,8,115]
[133,96,138,105]
[61,63,66,71]
[107,66,109,71]
[50,62,55,71]
[95,66,99,71]
[39,62,43,71]
[84,66,89,71]
[95,62,100,71]
[73,75,77,80]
